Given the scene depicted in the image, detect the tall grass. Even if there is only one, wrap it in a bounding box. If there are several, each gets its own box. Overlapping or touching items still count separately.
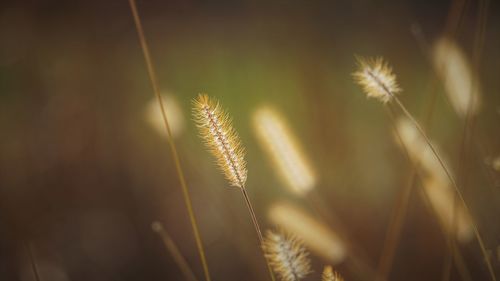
[193,94,276,281]
[127,1,211,280]
[353,56,496,281]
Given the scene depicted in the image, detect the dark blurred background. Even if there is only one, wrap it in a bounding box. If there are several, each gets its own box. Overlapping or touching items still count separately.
[0,0,499,280]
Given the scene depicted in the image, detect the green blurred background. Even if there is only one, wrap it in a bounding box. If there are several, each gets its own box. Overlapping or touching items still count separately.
[0,0,499,280]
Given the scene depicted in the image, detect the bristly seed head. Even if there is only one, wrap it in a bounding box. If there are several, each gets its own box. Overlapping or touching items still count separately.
[322,265,344,281]
[193,94,247,188]
[352,56,401,103]
[263,230,312,281]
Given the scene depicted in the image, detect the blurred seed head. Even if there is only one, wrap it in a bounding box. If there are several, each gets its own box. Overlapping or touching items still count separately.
[146,93,185,138]
[253,107,316,195]
[193,94,247,188]
[353,56,401,103]
[491,156,500,172]
[263,230,312,281]
[268,202,346,264]
[423,177,474,243]
[432,38,481,117]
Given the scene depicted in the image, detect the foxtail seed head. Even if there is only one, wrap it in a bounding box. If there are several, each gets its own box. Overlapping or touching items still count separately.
[193,94,247,188]
[263,230,312,281]
[353,56,401,103]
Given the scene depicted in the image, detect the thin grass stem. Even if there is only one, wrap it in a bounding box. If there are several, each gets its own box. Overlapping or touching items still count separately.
[127,1,211,281]
[387,107,473,281]
[152,222,199,281]
[389,94,496,281]
[240,187,277,281]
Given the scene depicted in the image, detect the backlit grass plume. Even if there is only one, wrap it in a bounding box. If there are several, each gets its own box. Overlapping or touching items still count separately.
[322,265,344,281]
[193,93,275,281]
[352,56,401,103]
[354,56,496,281]
[193,94,247,188]
[263,230,311,281]
[394,117,450,182]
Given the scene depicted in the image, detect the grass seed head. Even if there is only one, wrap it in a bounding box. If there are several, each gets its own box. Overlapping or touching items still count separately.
[263,230,312,281]
[353,56,401,103]
[193,94,247,188]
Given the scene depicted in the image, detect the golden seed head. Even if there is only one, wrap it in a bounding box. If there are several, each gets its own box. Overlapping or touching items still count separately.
[352,56,401,103]
[322,265,344,281]
[193,94,247,188]
[263,230,312,281]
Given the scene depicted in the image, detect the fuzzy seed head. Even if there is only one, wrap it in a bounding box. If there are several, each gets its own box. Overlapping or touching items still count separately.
[193,94,247,188]
[322,265,344,281]
[353,56,401,103]
[263,230,312,281]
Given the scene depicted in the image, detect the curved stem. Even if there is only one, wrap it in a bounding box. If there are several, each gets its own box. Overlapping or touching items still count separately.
[127,1,211,281]
[387,106,473,281]
[391,95,496,281]
[152,222,199,281]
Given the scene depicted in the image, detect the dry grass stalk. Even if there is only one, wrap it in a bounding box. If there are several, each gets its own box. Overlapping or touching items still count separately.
[128,1,212,280]
[353,56,496,281]
[263,230,312,281]
[152,222,199,281]
[268,202,346,264]
[394,117,450,182]
[193,94,275,281]
[322,265,344,281]
[394,117,473,243]
[253,107,316,195]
